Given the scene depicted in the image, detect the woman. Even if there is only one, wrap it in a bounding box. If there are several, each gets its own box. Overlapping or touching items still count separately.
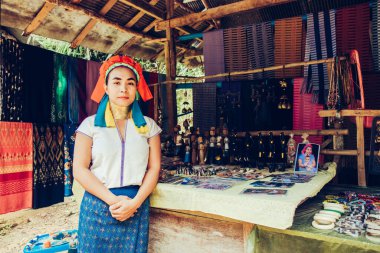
[297,144,316,172]
[73,55,161,252]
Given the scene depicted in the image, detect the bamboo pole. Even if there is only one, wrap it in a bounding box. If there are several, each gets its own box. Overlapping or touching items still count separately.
[22,2,56,36]
[236,129,349,137]
[148,57,346,87]
[319,110,380,117]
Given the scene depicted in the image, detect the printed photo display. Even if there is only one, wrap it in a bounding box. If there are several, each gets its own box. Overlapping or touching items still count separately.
[294,143,320,173]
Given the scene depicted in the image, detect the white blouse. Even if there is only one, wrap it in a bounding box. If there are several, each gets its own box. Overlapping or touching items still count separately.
[76,115,162,188]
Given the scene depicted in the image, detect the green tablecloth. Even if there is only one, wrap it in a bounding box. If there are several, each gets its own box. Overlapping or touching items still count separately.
[252,185,380,253]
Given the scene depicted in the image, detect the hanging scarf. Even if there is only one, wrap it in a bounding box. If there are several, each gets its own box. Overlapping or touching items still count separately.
[91,55,153,134]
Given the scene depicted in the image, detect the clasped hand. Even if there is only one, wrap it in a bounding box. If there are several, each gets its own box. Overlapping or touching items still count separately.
[109,196,139,222]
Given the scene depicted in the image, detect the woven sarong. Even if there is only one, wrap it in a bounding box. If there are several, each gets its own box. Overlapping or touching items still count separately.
[0,122,33,214]
[78,186,149,253]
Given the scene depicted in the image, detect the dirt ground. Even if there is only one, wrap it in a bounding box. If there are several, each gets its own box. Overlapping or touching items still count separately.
[0,197,80,253]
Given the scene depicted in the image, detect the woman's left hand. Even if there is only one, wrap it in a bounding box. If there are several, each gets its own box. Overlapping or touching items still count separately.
[109,196,140,222]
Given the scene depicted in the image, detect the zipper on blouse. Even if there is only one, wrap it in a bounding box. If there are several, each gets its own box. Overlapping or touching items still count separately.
[114,119,128,187]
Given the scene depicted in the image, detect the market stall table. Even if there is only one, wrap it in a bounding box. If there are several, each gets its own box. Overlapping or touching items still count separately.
[147,165,336,253]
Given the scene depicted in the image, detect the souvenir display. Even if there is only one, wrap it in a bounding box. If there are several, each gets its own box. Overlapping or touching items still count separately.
[278,132,287,171]
[198,136,206,165]
[250,181,294,188]
[287,133,297,166]
[240,188,288,195]
[183,140,191,164]
[229,130,240,165]
[207,127,216,164]
[270,173,314,183]
[215,129,223,165]
[242,132,254,168]
[158,175,184,184]
[311,191,380,243]
[191,134,198,165]
[277,79,292,110]
[267,132,276,172]
[257,133,266,169]
[174,125,183,157]
[222,126,230,165]
[301,133,310,144]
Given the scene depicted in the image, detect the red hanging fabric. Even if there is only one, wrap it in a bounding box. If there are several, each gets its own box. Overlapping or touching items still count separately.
[0,122,33,214]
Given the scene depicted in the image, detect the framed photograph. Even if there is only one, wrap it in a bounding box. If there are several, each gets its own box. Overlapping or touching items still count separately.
[294,143,320,173]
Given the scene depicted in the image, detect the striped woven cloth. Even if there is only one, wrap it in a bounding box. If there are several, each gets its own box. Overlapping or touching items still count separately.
[336,3,372,72]
[303,10,337,104]
[246,22,274,79]
[372,0,380,71]
[223,27,249,80]
[274,17,304,78]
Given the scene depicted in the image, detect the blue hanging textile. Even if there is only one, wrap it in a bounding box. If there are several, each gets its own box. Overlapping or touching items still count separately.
[303,10,336,104]
[64,124,77,197]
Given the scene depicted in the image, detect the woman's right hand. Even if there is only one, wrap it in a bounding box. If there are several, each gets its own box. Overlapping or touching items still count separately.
[108,195,131,206]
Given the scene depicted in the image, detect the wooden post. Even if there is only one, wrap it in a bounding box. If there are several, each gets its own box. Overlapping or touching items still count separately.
[154,85,159,122]
[165,0,177,134]
[243,223,254,253]
[356,116,366,186]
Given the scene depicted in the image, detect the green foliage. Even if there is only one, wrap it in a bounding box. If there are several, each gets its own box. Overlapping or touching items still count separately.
[27,34,204,78]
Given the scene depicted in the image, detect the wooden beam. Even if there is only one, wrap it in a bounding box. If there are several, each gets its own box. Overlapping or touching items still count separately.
[119,0,165,20]
[356,116,366,186]
[71,0,118,48]
[22,2,55,36]
[124,0,160,28]
[154,57,346,85]
[200,0,220,28]
[321,149,371,156]
[165,0,177,134]
[114,36,140,55]
[156,0,294,31]
[144,38,168,44]
[150,48,165,61]
[143,21,158,33]
[321,150,357,156]
[175,0,216,28]
[45,0,157,40]
[184,49,203,58]
[319,110,380,118]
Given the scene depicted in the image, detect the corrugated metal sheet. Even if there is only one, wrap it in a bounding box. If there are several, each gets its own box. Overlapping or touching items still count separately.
[103,1,136,25]
[78,0,108,13]
[133,14,156,31]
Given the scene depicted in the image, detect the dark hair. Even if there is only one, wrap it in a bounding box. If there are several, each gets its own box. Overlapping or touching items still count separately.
[302,144,313,154]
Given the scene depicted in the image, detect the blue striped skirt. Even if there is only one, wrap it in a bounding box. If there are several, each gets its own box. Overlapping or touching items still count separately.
[78,186,149,253]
